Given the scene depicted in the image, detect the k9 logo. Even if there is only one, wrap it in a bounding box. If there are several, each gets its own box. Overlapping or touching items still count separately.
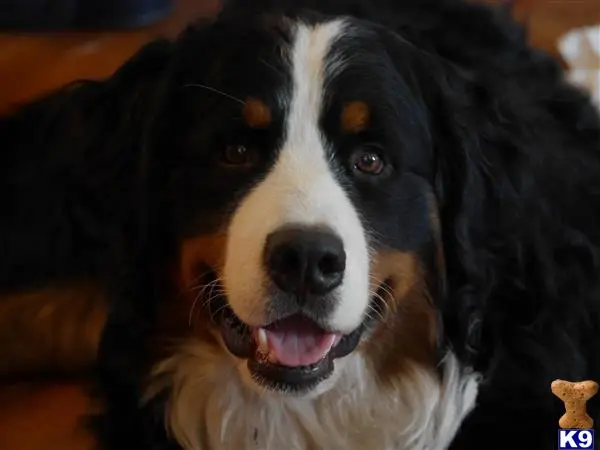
[559,429,595,449]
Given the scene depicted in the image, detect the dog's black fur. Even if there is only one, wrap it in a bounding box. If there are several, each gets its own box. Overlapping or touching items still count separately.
[1,0,600,449]
[0,40,173,296]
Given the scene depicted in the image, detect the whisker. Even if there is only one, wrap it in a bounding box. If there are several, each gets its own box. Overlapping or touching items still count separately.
[210,302,230,319]
[189,281,215,292]
[184,269,218,300]
[369,276,394,299]
[183,83,246,105]
[369,278,394,304]
[199,284,221,310]
[199,288,225,311]
[188,279,222,327]
[188,291,204,327]
[259,57,284,77]
[369,274,390,286]
[369,290,390,320]
[367,300,386,322]
[379,285,395,302]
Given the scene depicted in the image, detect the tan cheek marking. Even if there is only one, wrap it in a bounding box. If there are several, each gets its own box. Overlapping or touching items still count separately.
[243,98,271,128]
[0,284,108,377]
[363,251,438,385]
[341,101,370,133]
[370,251,423,304]
[158,233,228,345]
[179,233,228,291]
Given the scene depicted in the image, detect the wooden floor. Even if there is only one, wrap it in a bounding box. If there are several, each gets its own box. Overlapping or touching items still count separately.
[0,0,599,113]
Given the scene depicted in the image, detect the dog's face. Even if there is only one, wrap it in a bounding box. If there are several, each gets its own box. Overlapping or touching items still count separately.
[158,14,441,396]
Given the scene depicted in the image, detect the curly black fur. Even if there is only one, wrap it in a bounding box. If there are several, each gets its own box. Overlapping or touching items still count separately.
[2,0,600,449]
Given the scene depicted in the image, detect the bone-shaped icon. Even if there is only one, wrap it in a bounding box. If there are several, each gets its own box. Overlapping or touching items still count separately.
[551,379,598,429]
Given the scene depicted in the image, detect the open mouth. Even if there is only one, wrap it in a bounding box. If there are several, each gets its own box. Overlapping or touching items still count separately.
[222,311,366,392]
[203,271,386,392]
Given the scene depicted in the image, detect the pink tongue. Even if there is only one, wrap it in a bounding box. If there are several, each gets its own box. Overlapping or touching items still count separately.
[264,316,338,367]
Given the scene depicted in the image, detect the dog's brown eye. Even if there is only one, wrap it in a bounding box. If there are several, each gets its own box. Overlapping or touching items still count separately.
[353,150,385,175]
[221,144,254,167]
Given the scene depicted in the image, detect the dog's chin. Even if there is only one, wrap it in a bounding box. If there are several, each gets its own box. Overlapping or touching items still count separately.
[206,286,384,396]
[233,352,352,399]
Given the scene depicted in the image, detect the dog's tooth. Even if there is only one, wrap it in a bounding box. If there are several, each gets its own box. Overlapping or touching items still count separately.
[324,334,337,355]
[257,328,268,353]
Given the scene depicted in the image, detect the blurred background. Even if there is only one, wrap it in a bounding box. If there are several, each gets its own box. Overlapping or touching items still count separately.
[0,0,598,113]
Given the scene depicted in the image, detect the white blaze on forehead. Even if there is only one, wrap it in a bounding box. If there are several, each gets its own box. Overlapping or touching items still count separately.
[223,20,370,333]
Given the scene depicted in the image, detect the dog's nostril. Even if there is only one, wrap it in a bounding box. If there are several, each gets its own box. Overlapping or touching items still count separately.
[318,252,344,275]
[264,227,346,296]
[275,246,302,273]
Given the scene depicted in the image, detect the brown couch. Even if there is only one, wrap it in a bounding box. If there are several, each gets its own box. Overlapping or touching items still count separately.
[0,285,107,450]
[0,1,219,447]
[0,381,97,450]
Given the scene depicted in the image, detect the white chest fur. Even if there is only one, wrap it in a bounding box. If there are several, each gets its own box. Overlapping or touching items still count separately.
[145,342,479,450]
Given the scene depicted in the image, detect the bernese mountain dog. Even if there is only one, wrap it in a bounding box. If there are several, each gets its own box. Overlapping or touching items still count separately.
[1,0,600,449]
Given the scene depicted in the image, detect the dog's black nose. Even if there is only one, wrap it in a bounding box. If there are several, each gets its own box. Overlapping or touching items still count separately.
[265,227,346,296]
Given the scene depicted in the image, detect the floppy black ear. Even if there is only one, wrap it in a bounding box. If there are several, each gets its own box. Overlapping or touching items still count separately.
[398,15,600,446]
[376,9,600,394]
[1,39,174,192]
[0,39,175,379]
[100,39,176,250]
[421,41,600,374]
[0,38,174,291]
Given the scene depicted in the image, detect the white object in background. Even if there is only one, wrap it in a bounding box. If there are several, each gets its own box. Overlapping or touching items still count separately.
[558,25,600,110]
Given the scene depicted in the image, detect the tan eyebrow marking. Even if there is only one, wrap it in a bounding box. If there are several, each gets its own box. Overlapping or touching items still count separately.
[243,98,272,128]
[341,101,370,133]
